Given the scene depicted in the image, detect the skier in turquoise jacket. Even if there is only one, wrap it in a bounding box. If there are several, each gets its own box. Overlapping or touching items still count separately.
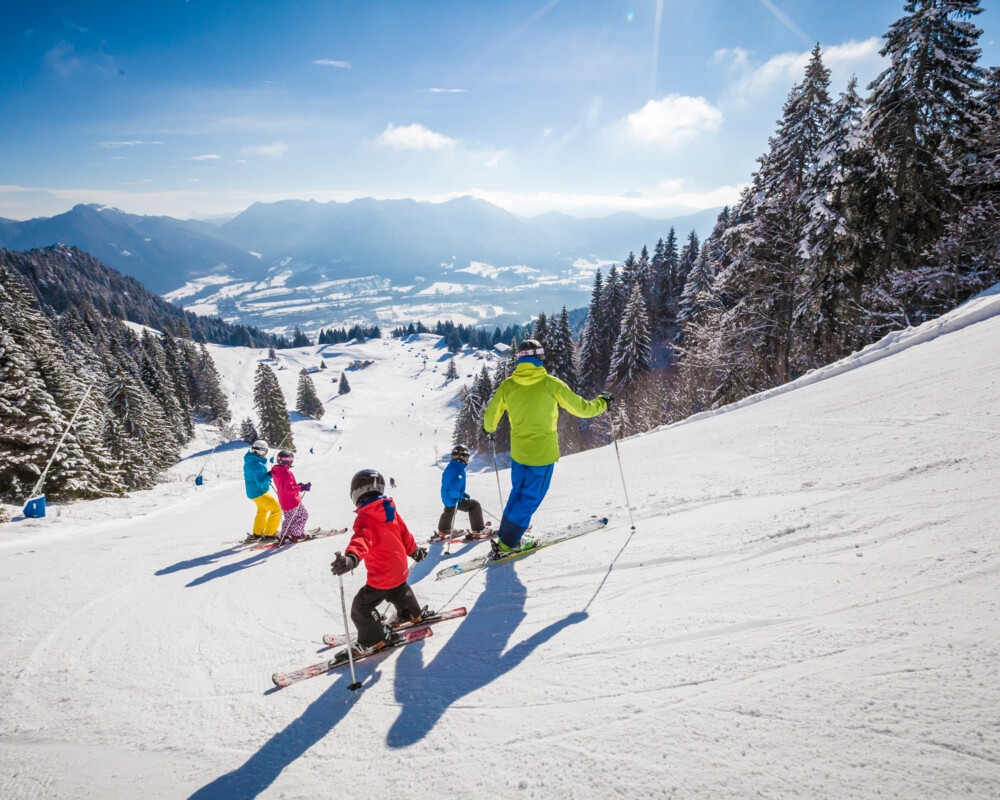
[482,338,611,555]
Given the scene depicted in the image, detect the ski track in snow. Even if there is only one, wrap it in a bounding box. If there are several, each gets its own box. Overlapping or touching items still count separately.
[1,288,1000,798]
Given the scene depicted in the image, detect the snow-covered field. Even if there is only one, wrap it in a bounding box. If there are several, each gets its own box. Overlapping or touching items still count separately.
[2,291,999,799]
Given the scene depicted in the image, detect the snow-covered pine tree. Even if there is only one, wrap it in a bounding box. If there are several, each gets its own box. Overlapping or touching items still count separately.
[268,347,277,361]
[912,65,1000,320]
[609,283,652,392]
[675,230,700,303]
[601,264,626,357]
[193,344,231,424]
[338,372,351,395]
[578,270,608,394]
[678,247,718,327]
[254,363,294,450]
[445,358,458,381]
[240,417,260,444]
[292,327,311,348]
[547,307,579,391]
[296,372,325,419]
[621,252,639,299]
[861,0,986,307]
[532,312,550,354]
[0,323,66,502]
[655,228,681,335]
[104,368,175,490]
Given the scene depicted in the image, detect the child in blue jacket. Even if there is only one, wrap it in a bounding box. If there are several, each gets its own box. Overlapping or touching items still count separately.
[437,444,485,536]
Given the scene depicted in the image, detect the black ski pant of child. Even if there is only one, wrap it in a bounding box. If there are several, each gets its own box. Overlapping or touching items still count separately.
[351,581,422,647]
[437,498,485,534]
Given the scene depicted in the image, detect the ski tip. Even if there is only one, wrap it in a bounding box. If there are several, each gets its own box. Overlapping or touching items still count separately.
[271,673,287,687]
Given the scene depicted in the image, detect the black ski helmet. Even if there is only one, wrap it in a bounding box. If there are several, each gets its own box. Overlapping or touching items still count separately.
[276,449,294,465]
[451,444,470,464]
[517,338,544,360]
[350,468,385,506]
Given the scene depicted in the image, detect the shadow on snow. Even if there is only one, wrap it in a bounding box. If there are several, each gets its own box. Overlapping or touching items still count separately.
[386,557,586,748]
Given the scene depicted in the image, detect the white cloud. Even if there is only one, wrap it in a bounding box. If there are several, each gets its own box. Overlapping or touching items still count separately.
[242,142,288,158]
[377,123,457,150]
[428,88,466,93]
[712,47,750,72]
[188,154,221,161]
[98,140,163,148]
[726,38,883,96]
[622,94,723,147]
[313,59,351,68]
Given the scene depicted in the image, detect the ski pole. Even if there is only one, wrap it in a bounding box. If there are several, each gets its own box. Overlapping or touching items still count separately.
[489,435,504,511]
[612,430,636,532]
[336,555,362,692]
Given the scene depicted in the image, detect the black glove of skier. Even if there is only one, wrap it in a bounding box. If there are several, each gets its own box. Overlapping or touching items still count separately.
[599,392,615,407]
[410,546,428,563]
[299,482,312,492]
[330,552,358,575]
[483,428,495,441]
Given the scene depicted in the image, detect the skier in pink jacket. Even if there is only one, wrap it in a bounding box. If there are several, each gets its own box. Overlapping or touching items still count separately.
[271,450,312,544]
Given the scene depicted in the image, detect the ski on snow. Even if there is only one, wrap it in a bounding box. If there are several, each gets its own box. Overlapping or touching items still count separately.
[434,516,609,580]
[321,606,467,647]
[423,522,493,546]
[271,627,431,687]
[250,527,349,550]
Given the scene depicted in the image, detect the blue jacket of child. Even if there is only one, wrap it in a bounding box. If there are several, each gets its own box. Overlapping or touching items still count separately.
[243,451,271,499]
[440,460,467,507]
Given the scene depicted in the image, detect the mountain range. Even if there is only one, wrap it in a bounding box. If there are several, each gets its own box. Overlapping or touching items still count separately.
[0,198,721,332]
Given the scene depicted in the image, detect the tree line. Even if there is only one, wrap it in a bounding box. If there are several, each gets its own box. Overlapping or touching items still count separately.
[452,0,999,454]
[0,262,231,503]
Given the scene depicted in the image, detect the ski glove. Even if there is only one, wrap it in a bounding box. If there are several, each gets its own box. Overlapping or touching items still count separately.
[599,392,615,407]
[299,482,312,492]
[410,546,428,563]
[462,493,470,501]
[330,552,358,575]
[483,429,495,441]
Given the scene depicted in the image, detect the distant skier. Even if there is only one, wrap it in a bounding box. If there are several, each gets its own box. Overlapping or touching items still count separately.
[483,339,611,556]
[437,444,485,537]
[243,440,281,541]
[271,450,312,545]
[330,469,428,655]
[389,476,397,489]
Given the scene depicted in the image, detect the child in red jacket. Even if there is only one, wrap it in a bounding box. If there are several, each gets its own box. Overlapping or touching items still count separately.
[271,450,312,544]
[330,469,427,654]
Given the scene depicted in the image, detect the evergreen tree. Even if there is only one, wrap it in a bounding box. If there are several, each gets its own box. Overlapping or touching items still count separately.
[601,265,626,357]
[445,358,458,381]
[655,228,681,334]
[861,0,986,302]
[254,363,294,450]
[675,231,701,301]
[609,283,652,391]
[532,312,551,354]
[240,417,260,444]
[291,327,311,348]
[193,344,231,424]
[678,247,717,326]
[268,347,277,361]
[578,270,608,394]
[548,306,579,391]
[296,372,325,419]
[338,372,351,395]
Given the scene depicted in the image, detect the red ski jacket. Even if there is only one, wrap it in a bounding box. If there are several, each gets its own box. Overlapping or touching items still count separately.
[346,496,417,589]
[270,465,302,511]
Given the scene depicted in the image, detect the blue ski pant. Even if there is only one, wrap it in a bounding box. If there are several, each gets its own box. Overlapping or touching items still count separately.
[498,460,554,548]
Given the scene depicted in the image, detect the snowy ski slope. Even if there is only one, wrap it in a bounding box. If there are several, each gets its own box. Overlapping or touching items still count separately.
[1,288,999,799]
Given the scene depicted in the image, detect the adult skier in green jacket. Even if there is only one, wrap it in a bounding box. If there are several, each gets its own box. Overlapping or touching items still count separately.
[483,338,611,555]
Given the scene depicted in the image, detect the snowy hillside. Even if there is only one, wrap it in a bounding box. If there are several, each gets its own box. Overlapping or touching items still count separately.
[2,290,999,799]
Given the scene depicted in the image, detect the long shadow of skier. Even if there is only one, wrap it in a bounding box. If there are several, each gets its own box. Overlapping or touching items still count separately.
[187,671,382,799]
[386,563,586,748]
[155,546,244,576]
[184,548,281,588]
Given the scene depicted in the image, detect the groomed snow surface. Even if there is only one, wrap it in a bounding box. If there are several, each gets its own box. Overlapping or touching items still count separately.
[2,289,1000,799]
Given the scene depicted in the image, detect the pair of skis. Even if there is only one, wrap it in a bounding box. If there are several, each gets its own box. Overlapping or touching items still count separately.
[434,516,609,580]
[422,526,495,546]
[249,527,348,550]
[271,607,467,687]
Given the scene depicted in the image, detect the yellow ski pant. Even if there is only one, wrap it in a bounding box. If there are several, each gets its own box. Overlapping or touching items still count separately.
[251,492,281,535]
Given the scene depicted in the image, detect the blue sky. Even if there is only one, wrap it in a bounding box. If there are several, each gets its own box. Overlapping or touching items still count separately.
[1,0,997,221]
